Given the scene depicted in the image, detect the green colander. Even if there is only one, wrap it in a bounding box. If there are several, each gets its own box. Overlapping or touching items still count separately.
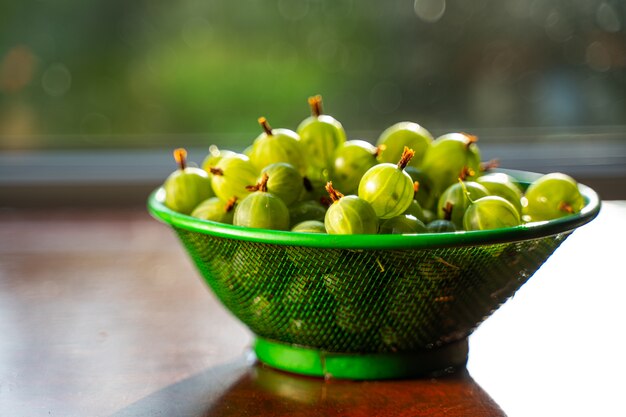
[148,169,600,380]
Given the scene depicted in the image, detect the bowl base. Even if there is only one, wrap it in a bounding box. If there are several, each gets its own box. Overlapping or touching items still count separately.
[253,337,469,380]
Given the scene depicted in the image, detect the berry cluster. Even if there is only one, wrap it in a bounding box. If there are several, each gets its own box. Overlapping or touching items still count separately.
[162,96,585,234]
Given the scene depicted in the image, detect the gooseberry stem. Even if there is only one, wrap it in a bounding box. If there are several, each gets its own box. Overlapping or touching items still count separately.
[225,196,237,212]
[374,145,385,159]
[459,166,475,181]
[246,173,270,193]
[443,202,454,221]
[325,181,344,203]
[173,148,187,170]
[258,117,273,136]
[480,159,500,172]
[413,181,420,198]
[462,133,478,150]
[308,95,323,117]
[559,201,574,214]
[397,147,415,170]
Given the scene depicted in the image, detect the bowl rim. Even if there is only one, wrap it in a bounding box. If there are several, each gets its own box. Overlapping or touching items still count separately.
[147,168,601,250]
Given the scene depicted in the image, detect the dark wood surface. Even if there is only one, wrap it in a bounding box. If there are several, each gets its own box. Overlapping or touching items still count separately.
[0,202,624,417]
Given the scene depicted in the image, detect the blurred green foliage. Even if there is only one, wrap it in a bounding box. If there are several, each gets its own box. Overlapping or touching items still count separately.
[0,0,624,149]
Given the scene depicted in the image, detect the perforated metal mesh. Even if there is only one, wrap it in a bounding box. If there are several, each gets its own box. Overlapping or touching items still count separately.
[174,227,570,354]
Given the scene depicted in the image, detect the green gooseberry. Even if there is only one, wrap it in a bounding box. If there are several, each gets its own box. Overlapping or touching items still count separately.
[201,145,236,174]
[422,208,437,224]
[164,148,214,214]
[376,121,433,168]
[403,199,427,223]
[190,196,237,224]
[476,172,523,214]
[421,132,481,199]
[208,152,259,201]
[289,199,327,227]
[331,139,381,195]
[248,117,307,175]
[291,220,326,233]
[296,95,346,181]
[233,174,290,230]
[437,181,489,229]
[259,162,304,206]
[404,166,437,210]
[523,173,585,222]
[379,214,427,234]
[463,195,522,231]
[324,182,378,235]
[426,219,457,233]
[358,147,415,219]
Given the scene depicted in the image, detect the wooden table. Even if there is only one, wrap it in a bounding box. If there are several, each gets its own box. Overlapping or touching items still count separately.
[1,202,624,417]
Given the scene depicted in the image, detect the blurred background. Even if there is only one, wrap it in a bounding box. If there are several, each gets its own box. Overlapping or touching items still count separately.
[1,0,625,206]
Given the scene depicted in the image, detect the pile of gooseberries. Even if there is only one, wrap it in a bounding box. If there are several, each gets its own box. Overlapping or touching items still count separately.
[162,95,586,235]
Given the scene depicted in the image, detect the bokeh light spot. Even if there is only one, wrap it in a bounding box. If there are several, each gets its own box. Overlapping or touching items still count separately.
[278,0,310,21]
[596,3,621,33]
[0,46,36,93]
[80,113,112,135]
[42,64,72,97]
[181,18,213,49]
[586,41,611,72]
[414,0,446,23]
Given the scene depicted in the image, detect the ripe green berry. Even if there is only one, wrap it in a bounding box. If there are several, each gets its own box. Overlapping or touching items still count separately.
[201,145,236,174]
[523,173,585,222]
[421,132,481,198]
[260,162,304,206]
[249,117,307,175]
[358,147,415,219]
[463,195,522,231]
[164,148,214,214]
[324,182,378,235]
[208,152,259,201]
[190,196,237,224]
[296,95,346,181]
[331,140,381,195]
[289,199,328,227]
[404,166,437,210]
[233,173,290,230]
[376,121,433,168]
[379,214,427,234]
[476,172,523,215]
[437,181,489,229]
[426,219,457,233]
[291,220,326,233]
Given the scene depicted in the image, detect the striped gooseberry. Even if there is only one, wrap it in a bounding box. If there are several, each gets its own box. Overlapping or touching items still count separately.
[358,147,415,219]
[233,173,290,230]
[324,182,378,235]
[296,95,346,181]
[164,148,214,214]
[523,173,585,222]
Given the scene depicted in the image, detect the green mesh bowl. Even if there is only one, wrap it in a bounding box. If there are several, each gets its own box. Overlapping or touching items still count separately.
[148,169,600,379]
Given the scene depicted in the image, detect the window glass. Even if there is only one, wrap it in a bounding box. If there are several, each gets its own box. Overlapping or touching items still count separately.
[1,0,624,151]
